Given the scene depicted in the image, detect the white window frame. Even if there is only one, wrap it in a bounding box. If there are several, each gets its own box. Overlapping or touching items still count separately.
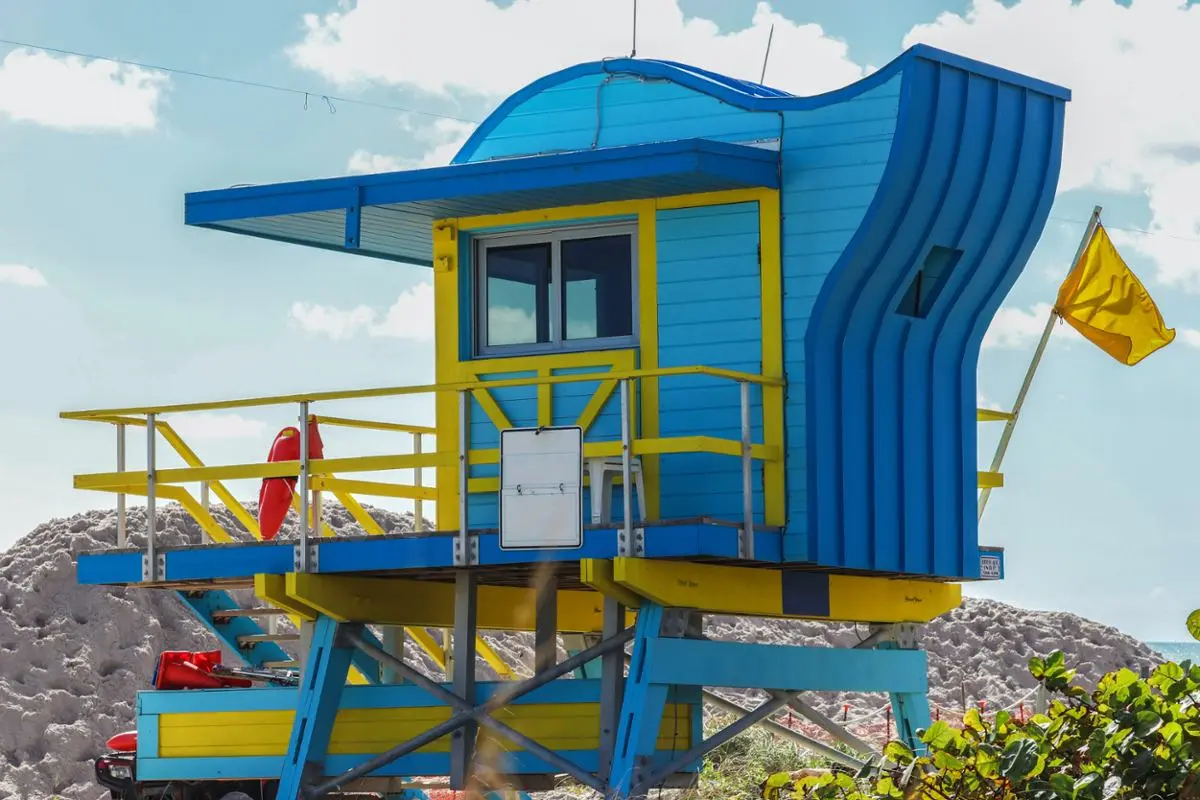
[473,221,639,358]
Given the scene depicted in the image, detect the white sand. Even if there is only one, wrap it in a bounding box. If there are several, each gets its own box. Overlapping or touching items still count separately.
[0,505,1165,799]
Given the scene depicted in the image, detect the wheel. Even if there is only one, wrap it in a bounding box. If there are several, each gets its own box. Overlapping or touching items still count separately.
[218,793,255,800]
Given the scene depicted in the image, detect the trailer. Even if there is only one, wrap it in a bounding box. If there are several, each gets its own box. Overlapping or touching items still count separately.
[65,43,1070,799]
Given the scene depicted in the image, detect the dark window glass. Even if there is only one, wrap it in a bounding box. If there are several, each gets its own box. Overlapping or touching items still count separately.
[485,243,551,346]
[561,234,633,340]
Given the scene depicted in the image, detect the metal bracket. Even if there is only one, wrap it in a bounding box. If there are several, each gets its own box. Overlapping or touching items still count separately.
[860,622,922,650]
[618,526,645,557]
[141,553,165,583]
[453,534,479,566]
[293,543,319,573]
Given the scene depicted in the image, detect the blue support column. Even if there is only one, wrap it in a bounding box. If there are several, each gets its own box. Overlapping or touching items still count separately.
[277,614,355,799]
[609,603,669,798]
[879,642,932,753]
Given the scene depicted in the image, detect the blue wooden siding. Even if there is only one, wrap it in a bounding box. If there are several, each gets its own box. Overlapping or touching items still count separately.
[656,202,765,522]
[777,75,903,561]
[462,73,780,163]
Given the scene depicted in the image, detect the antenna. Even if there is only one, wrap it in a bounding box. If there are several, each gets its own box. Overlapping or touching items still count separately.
[631,0,638,58]
[759,23,775,84]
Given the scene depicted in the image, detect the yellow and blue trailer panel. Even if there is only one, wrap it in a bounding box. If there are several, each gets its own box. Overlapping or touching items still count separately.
[134,679,699,782]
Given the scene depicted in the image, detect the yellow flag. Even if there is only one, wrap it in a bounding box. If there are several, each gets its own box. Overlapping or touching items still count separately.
[1054,223,1175,366]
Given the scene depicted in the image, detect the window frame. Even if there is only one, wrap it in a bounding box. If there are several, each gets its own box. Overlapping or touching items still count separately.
[473,220,639,358]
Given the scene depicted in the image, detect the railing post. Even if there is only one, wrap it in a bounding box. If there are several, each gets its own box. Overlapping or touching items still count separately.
[144,414,159,582]
[297,401,312,573]
[454,391,475,565]
[740,381,755,560]
[116,423,127,547]
[619,378,635,556]
[413,431,424,533]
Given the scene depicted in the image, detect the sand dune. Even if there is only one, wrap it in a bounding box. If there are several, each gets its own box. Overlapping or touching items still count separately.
[0,505,1164,799]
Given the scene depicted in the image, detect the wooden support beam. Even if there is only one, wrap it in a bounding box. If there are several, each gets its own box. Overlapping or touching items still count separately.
[610,558,962,624]
[283,572,618,633]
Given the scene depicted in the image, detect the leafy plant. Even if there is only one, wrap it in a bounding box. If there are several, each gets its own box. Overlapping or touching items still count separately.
[763,651,1200,799]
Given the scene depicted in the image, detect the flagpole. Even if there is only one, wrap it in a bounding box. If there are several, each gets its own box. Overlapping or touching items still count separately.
[977,204,1102,520]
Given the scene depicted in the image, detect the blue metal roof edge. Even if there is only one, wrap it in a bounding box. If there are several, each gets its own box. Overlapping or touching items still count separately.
[183,138,780,226]
[452,44,1070,165]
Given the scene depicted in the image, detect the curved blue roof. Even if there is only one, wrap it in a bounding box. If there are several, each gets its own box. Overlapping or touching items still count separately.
[453,44,1070,164]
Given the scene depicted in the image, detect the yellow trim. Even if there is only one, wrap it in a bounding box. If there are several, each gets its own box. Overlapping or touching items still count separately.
[610,558,962,624]
[978,470,1004,489]
[757,191,787,526]
[579,559,644,609]
[314,477,438,502]
[284,572,616,633]
[537,367,552,426]
[976,408,1013,422]
[154,702,692,758]
[637,207,661,519]
[405,627,447,672]
[572,379,618,434]
[471,387,514,431]
[313,416,436,435]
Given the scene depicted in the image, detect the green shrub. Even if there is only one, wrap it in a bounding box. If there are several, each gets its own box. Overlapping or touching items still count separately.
[764,651,1200,799]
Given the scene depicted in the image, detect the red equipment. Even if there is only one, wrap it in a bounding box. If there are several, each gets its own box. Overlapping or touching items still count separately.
[257,417,325,541]
[152,650,252,691]
[106,731,137,752]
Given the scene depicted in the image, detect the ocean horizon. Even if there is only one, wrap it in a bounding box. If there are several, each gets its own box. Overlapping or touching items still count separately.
[1147,641,1200,663]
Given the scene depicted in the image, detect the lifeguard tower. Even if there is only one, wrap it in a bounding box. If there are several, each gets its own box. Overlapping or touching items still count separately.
[65,44,1068,799]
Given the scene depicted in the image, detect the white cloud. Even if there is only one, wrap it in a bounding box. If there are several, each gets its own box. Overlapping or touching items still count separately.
[166,413,266,441]
[290,282,435,341]
[0,48,167,132]
[982,302,1053,349]
[346,118,477,174]
[0,264,46,287]
[290,0,864,101]
[903,0,1200,290]
[1179,328,1200,349]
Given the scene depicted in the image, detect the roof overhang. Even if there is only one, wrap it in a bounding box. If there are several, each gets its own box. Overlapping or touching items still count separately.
[184,138,781,267]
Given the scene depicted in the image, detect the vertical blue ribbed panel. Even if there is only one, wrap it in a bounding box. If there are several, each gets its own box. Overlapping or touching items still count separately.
[657,202,764,522]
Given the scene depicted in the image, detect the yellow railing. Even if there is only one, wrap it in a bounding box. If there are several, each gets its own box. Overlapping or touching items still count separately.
[62,365,786,568]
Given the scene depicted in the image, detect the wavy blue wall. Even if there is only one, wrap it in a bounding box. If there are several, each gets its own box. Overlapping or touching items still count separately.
[805,58,1066,579]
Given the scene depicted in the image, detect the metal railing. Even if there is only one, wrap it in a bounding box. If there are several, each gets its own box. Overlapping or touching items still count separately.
[62,365,786,577]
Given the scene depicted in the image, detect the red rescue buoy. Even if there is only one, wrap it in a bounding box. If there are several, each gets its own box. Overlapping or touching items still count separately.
[106,731,137,752]
[257,418,324,541]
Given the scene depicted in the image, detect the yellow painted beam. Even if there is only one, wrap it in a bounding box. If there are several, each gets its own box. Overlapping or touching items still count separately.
[252,575,371,685]
[313,415,436,435]
[330,490,387,536]
[314,477,437,502]
[977,471,1004,489]
[74,452,454,490]
[284,573,612,633]
[976,408,1014,422]
[406,627,447,672]
[573,379,618,435]
[611,558,962,624]
[471,387,514,431]
[580,559,644,609]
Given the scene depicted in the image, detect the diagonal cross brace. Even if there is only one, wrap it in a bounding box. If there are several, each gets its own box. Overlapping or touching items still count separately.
[306,625,635,798]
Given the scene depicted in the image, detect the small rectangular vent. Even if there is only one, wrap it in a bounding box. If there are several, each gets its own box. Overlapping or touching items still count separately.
[896,245,963,318]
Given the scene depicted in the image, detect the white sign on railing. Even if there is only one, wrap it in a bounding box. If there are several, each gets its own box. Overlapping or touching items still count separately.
[499,426,583,550]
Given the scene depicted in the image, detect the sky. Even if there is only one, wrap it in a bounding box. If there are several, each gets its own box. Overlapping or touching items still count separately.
[1,0,1199,642]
